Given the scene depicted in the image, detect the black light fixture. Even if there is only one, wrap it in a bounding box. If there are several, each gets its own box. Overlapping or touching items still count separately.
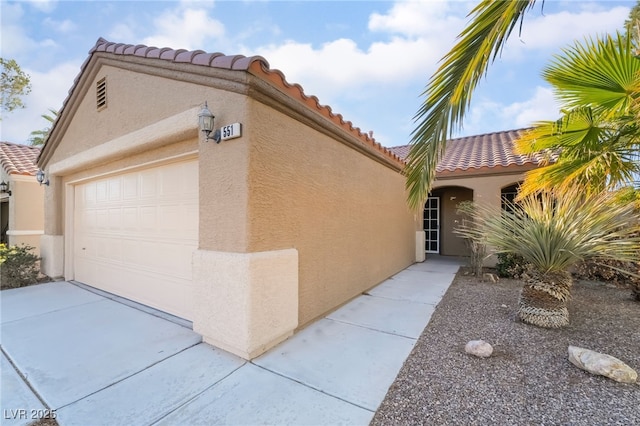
[0,181,11,196]
[198,102,221,143]
[36,169,50,186]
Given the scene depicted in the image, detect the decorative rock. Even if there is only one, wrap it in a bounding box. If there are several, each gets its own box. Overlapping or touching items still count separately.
[568,346,638,384]
[465,340,493,358]
[483,273,499,283]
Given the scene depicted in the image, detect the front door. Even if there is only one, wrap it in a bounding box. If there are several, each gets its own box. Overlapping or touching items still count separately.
[424,197,439,253]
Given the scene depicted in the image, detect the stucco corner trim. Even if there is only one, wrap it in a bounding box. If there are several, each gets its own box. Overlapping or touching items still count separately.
[47,107,200,176]
[6,230,45,236]
[415,231,426,263]
[192,248,299,360]
[40,234,64,278]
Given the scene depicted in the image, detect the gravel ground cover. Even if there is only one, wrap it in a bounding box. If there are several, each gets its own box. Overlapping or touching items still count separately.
[372,270,640,426]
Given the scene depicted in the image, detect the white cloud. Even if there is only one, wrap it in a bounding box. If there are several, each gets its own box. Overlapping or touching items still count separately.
[1,3,39,59]
[258,37,439,95]
[108,22,138,43]
[464,86,560,136]
[43,17,76,33]
[504,86,560,127]
[23,0,57,13]
[2,61,80,144]
[143,6,225,50]
[503,6,629,58]
[368,0,468,37]
[252,1,470,104]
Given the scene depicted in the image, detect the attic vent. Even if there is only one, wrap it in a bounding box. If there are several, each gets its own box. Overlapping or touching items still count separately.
[96,77,107,110]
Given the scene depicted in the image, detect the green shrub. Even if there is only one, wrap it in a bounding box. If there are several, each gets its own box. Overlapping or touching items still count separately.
[496,252,529,278]
[574,258,640,301]
[0,244,40,289]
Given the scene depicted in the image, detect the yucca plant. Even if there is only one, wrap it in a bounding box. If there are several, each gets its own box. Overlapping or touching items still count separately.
[455,187,640,328]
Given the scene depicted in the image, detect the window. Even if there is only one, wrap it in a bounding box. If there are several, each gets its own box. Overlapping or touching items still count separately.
[501,183,521,213]
[96,77,107,110]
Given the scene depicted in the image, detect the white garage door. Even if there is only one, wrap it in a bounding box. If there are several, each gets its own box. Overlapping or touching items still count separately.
[74,160,198,320]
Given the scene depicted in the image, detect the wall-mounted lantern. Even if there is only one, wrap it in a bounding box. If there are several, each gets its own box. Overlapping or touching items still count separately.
[36,169,50,186]
[198,102,221,143]
[0,181,11,196]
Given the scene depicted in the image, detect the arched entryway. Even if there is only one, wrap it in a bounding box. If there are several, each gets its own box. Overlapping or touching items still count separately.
[425,186,474,256]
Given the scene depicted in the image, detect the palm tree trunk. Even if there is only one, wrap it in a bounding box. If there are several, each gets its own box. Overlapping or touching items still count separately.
[518,270,573,328]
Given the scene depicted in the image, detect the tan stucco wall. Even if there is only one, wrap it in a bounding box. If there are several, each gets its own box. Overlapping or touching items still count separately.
[46,63,247,167]
[49,65,204,164]
[0,174,44,256]
[434,173,526,209]
[430,186,473,256]
[432,172,526,263]
[244,98,417,326]
[193,248,298,359]
[43,63,249,238]
[40,57,418,355]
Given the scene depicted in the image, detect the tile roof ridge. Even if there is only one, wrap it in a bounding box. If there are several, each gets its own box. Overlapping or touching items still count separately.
[91,38,270,71]
[248,60,402,163]
[389,127,532,150]
[40,38,404,168]
[0,141,40,176]
[88,38,403,167]
[0,141,41,150]
[447,127,531,143]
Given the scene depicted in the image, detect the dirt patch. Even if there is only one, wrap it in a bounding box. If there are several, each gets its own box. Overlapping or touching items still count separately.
[372,269,640,426]
[29,418,58,426]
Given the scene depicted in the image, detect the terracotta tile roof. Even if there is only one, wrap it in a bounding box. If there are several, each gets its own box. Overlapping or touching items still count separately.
[43,38,403,167]
[389,129,556,175]
[0,142,40,176]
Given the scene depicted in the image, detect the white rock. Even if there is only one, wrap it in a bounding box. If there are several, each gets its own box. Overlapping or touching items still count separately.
[465,340,493,358]
[483,273,499,283]
[568,346,638,384]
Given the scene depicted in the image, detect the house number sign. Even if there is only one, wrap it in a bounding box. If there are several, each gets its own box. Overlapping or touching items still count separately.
[221,123,242,141]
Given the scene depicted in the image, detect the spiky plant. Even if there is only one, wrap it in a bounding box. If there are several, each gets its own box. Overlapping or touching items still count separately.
[455,188,640,328]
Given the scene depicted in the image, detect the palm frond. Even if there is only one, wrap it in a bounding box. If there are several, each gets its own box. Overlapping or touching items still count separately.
[405,0,536,209]
[514,38,640,196]
[543,32,640,118]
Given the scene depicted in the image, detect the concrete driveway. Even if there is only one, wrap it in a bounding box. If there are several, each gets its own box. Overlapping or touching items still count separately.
[1,257,461,425]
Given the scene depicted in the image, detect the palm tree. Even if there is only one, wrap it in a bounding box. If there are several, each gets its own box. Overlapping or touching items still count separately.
[405,0,538,209]
[455,187,640,328]
[29,108,58,146]
[515,33,640,196]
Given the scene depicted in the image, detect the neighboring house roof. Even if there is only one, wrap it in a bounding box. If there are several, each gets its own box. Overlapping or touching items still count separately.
[389,129,556,177]
[0,142,40,176]
[40,37,403,167]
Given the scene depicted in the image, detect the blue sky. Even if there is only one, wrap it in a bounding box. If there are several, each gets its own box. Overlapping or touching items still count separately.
[0,0,634,148]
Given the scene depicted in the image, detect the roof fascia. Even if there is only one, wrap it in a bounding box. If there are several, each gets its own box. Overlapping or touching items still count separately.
[245,65,404,172]
[39,49,404,172]
[435,163,539,180]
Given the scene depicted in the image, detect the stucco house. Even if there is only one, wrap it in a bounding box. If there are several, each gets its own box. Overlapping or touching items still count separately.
[36,38,424,360]
[390,129,553,258]
[0,142,45,255]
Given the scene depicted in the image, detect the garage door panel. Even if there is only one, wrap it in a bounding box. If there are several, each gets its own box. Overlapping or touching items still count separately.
[108,179,121,200]
[74,160,198,320]
[96,181,108,202]
[122,175,137,199]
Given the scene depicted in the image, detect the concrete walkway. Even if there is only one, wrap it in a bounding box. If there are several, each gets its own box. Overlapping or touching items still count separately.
[1,257,461,425]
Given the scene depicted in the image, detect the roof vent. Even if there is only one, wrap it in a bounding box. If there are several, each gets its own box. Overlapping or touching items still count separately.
[96,77,107,110]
